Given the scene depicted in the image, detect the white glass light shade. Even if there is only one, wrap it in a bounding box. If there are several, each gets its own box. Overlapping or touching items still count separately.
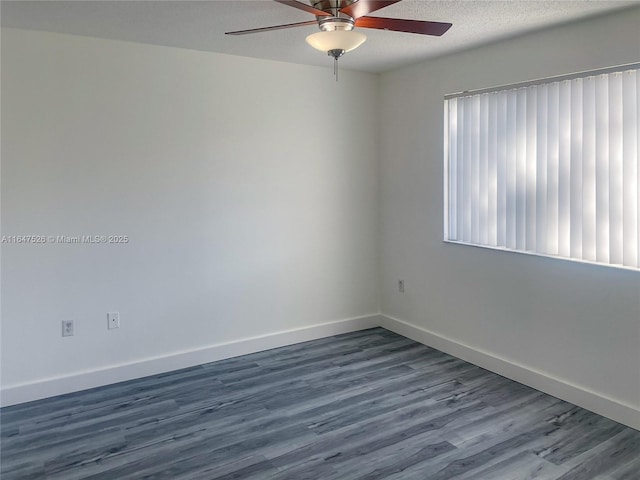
[305,30,367,53]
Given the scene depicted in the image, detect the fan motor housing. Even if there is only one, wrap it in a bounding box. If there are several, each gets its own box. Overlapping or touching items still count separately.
[312,0,357,19]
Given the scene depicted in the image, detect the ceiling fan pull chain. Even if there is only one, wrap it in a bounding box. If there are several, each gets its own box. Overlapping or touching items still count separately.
[334,56,338,82]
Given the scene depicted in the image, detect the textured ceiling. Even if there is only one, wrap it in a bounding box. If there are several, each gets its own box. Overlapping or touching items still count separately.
[2,0,638,73]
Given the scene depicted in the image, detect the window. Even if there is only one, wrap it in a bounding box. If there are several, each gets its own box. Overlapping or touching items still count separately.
[444,65,640,270]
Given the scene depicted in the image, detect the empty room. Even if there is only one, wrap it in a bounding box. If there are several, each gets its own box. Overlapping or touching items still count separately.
[1,1,639,479]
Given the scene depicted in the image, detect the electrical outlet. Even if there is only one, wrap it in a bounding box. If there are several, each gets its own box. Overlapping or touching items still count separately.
[62,320,74,337]
[107,312,120,330]
[398,280,405,293]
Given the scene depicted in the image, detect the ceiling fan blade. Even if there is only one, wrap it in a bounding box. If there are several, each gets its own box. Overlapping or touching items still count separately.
[273,0,332,17]
[356,16,452,36]
[226,20,318,36]
[340,1,401,19]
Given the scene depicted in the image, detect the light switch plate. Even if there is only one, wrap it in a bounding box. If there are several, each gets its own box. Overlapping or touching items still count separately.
[107,312,120,329]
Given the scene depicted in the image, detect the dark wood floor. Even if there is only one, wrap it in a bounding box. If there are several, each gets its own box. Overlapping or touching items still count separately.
[2,328,639,479]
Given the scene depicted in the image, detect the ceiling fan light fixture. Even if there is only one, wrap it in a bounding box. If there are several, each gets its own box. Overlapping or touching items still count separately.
[305,30,367,54]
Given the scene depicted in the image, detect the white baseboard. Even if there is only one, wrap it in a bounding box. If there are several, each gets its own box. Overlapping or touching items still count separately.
[379,314,640,431]
[5,312,638,432]
[0,314,381,407]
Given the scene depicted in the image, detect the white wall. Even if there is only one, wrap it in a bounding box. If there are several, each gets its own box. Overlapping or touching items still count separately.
[379,7,640,424]
[0,29,379,401]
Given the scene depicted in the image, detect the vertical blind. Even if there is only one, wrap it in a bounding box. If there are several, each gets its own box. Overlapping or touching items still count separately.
[445,66,640,270]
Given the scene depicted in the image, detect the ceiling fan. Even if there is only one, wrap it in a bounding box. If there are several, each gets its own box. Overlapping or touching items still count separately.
[226,1,452,77]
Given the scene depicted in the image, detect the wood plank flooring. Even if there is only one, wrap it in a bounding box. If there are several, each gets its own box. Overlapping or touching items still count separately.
[1,328,639,479]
